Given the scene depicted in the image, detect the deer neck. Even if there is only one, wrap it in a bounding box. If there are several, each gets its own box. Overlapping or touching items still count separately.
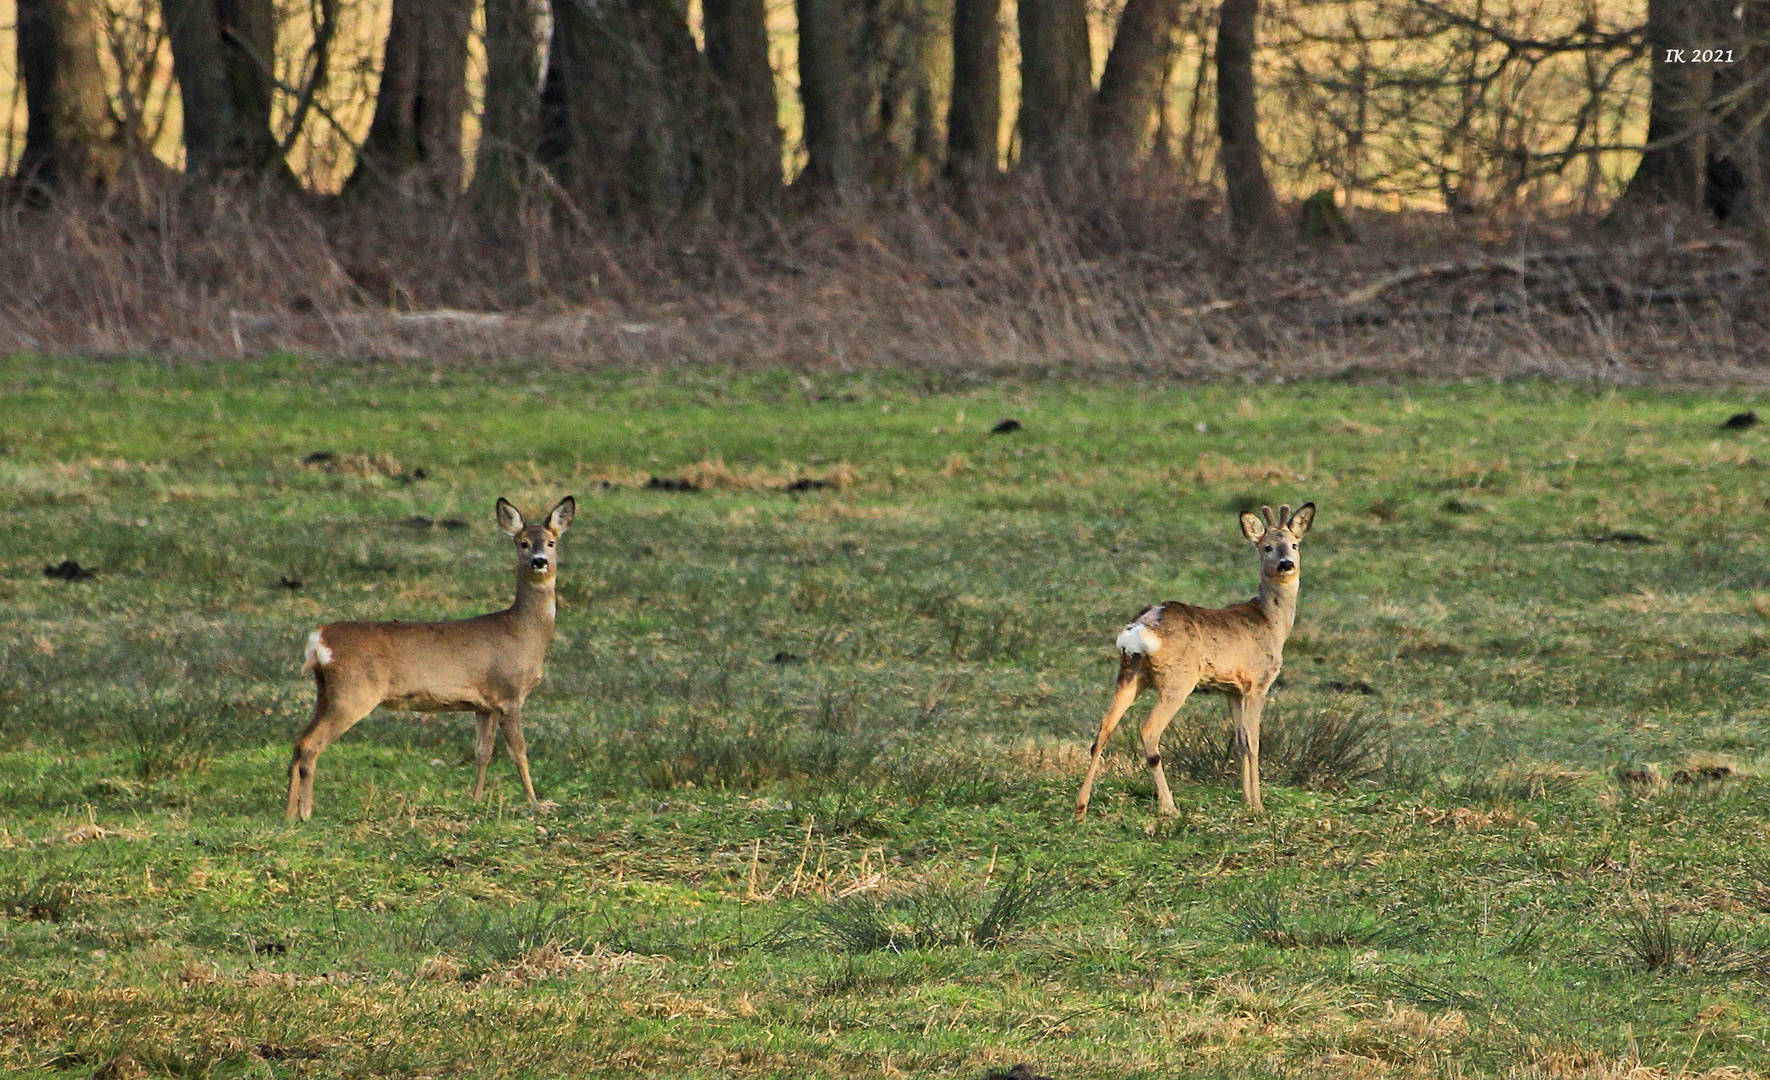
[1256,574,1300,636]
[508,572,558,636]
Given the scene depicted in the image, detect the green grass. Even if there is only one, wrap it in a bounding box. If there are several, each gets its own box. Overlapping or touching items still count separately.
[2,356,1769,1078]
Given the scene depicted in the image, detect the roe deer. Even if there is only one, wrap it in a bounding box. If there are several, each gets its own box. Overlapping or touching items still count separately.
[1074,502,1314,818]
[285,496,575,821]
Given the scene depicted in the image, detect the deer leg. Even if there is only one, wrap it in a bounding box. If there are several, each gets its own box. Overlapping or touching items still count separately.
[1075,659,1145,820]
[1229,691,1266,812]
[470,711,498,801]
[286,679,377,822]
[497,706,538,803]
[1138,678,1197,817]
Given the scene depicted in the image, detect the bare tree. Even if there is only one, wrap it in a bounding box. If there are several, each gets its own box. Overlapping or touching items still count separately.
[345,0,473,200]
[796,0,861,195]
[161,0,292,179]
[540,0,730,218]
[1618,0,1712,212]
[946,0,1001,186]
[705,0,784,207]
[1093,0,1185,173]
[1216,0,1277,236]
[796,0,943,197]
[472,0,547,213]
[855,0,944,190]
[15,0,121,190]
[1017,0,1092,180]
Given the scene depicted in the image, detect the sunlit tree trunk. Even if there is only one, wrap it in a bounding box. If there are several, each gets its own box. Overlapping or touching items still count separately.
[795,0,861,195]
[15,0,120,190]
[162,0,292,179]
[1017,0,1091,181]
[346,0,473,200]
[472,0,546,213]
[1618,0,1712,212]
[539,0,729,219]
[705,0,783,207]
[856,0,943,191]
[1092,0,1184,173]
[946,0,1001,186]
[1215,0,1277,237]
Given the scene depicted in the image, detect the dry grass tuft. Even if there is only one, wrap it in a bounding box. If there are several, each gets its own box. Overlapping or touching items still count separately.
[177,961,220,986]
[1417,806,1537,831]
[1513,1050,1751,1080]
[662,458,858,493]
[479,943,669,987]
[303,452,403,479]
[415,955,464,982]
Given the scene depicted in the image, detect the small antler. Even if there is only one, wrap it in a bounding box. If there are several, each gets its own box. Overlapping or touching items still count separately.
[1260,505,1278,529]
[1277,504,1293,528]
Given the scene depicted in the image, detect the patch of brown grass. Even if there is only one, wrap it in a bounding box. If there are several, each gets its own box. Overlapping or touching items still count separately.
[1510,1050,1753,1080]
[4,182,1766,384]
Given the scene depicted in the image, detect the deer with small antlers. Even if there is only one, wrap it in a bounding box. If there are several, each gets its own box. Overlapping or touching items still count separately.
[1075,502,1314,818]
[285,496,575,821]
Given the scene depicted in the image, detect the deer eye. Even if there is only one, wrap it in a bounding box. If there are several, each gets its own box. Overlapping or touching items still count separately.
[519,539,530,548]
[1264,545,1273,552]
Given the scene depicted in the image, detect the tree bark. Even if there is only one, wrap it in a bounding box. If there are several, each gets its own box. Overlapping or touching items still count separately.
[1092,0,1184,173]
[472,0,546,212]
[795,0,861,195]
[161,0,291,178]
[705,0,783,207]
[1618,0,1712,212]
[855,0,942,191]
[539,0,730,219]
[346,0,473,200]
[946,0,1001,185]
[1017,0,1091,181]
[15,0,119,190]
[1215,0,1277,237]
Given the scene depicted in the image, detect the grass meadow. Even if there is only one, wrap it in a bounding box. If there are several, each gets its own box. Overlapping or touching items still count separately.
[2,356,1769,1078]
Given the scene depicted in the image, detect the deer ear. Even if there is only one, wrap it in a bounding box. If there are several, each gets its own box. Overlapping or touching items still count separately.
[548,496,576,533]
[1240,512,1267,542]
[496,498,525,536]
[1288,502,1315,539]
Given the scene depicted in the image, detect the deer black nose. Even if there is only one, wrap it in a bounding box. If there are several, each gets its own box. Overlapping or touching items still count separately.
[530,555,550,571]
[1276,558,1295,573]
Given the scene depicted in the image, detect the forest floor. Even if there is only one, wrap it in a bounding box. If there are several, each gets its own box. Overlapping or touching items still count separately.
[2,357,1769,1078]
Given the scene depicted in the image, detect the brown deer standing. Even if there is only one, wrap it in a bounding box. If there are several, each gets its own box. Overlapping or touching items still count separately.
[285,496,575,821]
[1075,502,1314,818]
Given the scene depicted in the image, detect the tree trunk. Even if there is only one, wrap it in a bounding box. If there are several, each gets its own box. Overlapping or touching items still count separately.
[1704,0,1769,225]
[475,0,545,203]
[539,0,729,219]
[1017,0,1091,181]
[1215,0,1276,237]
[855,0,943,191]
[346,0,473,201]
[795,0,861,195]
[1092,0,1183,173]
[1618,0,1712,212]
[705,0,783,207]
[796,0,944,197]
[472,0,546,212]
[1743,0,1770,238]
[162,0,291,178]
[15,0,119,190]
[946,0,1000,185]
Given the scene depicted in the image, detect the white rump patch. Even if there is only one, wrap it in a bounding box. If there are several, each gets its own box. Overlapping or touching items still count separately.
[303,629,333,671]
[1117,624,1161,656]
[1117,605,1164,656]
